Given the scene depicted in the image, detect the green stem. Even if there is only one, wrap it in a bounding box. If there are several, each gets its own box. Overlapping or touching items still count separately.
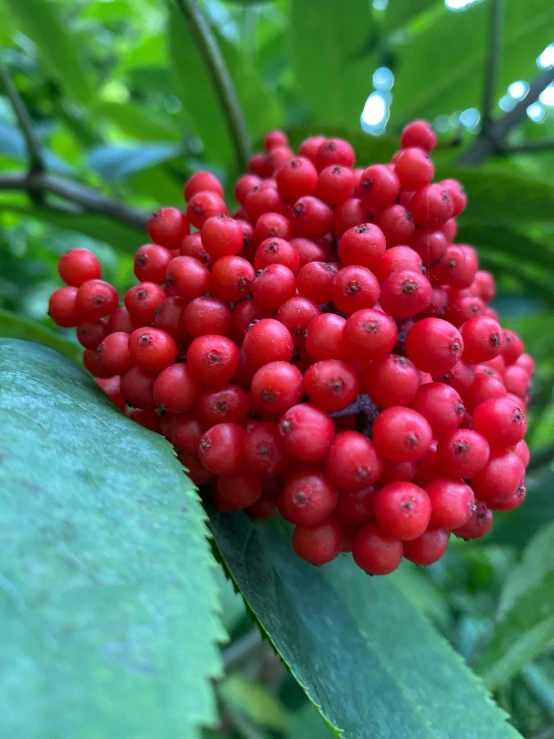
[175,0,252,171]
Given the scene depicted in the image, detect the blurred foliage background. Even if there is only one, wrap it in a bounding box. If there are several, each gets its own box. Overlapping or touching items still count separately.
[1,0,554,737]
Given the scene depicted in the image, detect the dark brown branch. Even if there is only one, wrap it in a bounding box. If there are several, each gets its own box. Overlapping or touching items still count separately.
[496,139,554,156]
[0,62,45,175]
[457,66,554,166]
[174,0,251,171]
[0,172,149,230]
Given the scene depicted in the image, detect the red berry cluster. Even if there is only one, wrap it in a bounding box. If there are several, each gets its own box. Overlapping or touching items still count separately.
[48,120,533,575]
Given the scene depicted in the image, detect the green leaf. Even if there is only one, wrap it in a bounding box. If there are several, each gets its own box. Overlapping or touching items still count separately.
[95,102,180,142]
[210,513,520,739]
[391,0,554,123]
[2,0,94,105]
[168,5,282,165]
[457,222,554,272]
[442,168,554,225]
[0,118,74,174]
[0,339,222,738]
[87,143,183,182]
[290,0,375,127]
[477,522,554,690]
[0,204,144,253]
[383,0,439,33]
[0,310,80,364]
[219,673,290,732]
[290,704,336,739]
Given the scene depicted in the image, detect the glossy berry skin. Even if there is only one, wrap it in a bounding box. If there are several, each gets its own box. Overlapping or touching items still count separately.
[186,191,228,229]
[251,361,303,413]
[96,331,136,375]
[183,296,232,338]
[151,296,188,341]
[403,529,449,566]
[107,306,135,334]
[331,266,380,316]
[306,313,346,361]
[471,450,525,503]
[362,355,419,408]
[461,316,502,362]
[252,264,297,310]
[325,431,383,491]
[166,256,210,300]
[96,375,126,411]
[359,165,400,209]
[180,232,211,266]
[76,280,119,322]
[59,248,101,287]
[128,327,178,373]
[374,205,415,247]
[243,422,289,476]
[352,524,403,575]
[292,518,343,566]
[153,364,203,414]
[124,281,165,325]
[290,196,333,239]
[76,319,108,350]
[198,384,249,427]
[198,422,245,476]
[472,396,527,448]
[409,184,453,228]
[489,483,527,512]
[201,215,244,260]
[425,478,475,529]
[303,359,359,411]
[372,407,433,463]
[335,486,378,526]
[315,138,355,170]
[210,256,255,303]
[279,471,338,526]
[217,473,263,509]
[337,224,386,270]
[373,246,423,285]
[278,403,335,461]
[134,244,172,284]
[410,383,465,437]
[120,366,156,410]
[276,157,318,202]
[297,261,338,304]
[394,148,434,191]
[374,482,431,541]
[187,335,240,384]
[147,207,189,248]
[184,170,224,201]
[277,297,321,347]
[437,428,490,478]
[401,120,436,152]
[254,237,300,274]
[406,318,464,373]
[440,179,467,217]
[243,319,294,368]
[379,270,432,318]
[48,286,81,327]
[453,501,493,540]
[316,165,355,206]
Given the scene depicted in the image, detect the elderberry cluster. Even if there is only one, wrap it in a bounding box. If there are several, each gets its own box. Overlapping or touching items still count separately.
[48,120,533,575]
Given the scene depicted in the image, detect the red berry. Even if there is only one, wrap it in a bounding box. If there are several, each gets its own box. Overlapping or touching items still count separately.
[120,366,157,410]
[183,296,232,338]
[359,164,400,209]
[325,431,383,490]
[292,518,343,566]
[147,207,189,248]
[316,165,355,206]
[96,331,136,375]
[198,384,249,427]
[335,485,378,526]
[153,296,189,341]
[59,248,101,287]
[48,286,81,327]
[290,196,333,239]
[76,319,108,350]
[124,281,165,325]
[501,329,524,365]
[373,246,423,285]
[453,501,493,540]
[277,296,321,346]
[276,157,318,202]
[472,396,527,448]
[379,269,432,318]
[76,279,119,321]
[332,198,374,238]
[411,229,448,268]
[489,483,527,511]
[296,261,338,304]
[186,191,228,229]
[373,205,415,247]
[243,318,294,368]
[198,422,245,476]
[400,120,436,152]
[304,359,359,411]
[201,215,244,260]
[410,382,465,437]
[128,327,178,373]
[184,171,224,202]
[278,403,335,461]
[180,232,211,266]
[107,307,135,334]
[403,529,449,566]
[343,309,397,360]
[460,316,502,362]
[372,407,432,463]
[338,224,386,271]
[362,354,420,407]
[425,478,475,529]
[264,129,289,151]
[315,138,355,170]
[352,523,403,575]
[187,334,240,384]
[440,179,467,217]
[306,313,346,361]
[243,421,290,475]
[374,482,431,541]
[252,264,297,310]
[409,184,453,228]
[253,212,291,245]
[166,256,210,300]
[217,473,263,509]
[210,255,256,303]
[331,266,380,316]
[279,471,338,526]
[471,450,525,504]
[437,428,490,478]
[406,318,464,373]
[95,375,125,411]
[134,244,172,284]
[244,185,283,222]
[254,237,300,274]
[394,148,434,191]
[251,361,303,413]
[298,135,326,163]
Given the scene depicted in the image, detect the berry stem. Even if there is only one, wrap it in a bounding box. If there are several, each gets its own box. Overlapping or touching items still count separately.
[174,0,252,172]
[0,61,45,187]
[480,0,503,139]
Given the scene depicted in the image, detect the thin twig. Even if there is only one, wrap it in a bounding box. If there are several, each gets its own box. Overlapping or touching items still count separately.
[496,139,554,156]
[0,172,149,229]
[0,62,45,175]
[480,0,503,138]
[457,66,554,166]
[222,628,262,672]
[175,0,251,171]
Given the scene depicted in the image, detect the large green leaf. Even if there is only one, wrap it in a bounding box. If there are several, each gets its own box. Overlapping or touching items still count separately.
[391,0,554,123]
[457,223,554,272]
[289,0,375,127]
[2,0,94,105]
[0,310,80,364]
[383,0,439,33]
[0,340,222,738]
[87,143,183,182]
[210,512,520,739]
[168,5,282,165]
[477,522,554,690]
[95,102,180,142]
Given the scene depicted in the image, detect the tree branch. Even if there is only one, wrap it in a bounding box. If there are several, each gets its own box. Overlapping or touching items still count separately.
[457,66,554,166]
[496,138,554,156]
[222,629,262,673]
[174,0,251,171]
[0,172,149,230]
[480,0,503,138]
[0,62,45,176]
